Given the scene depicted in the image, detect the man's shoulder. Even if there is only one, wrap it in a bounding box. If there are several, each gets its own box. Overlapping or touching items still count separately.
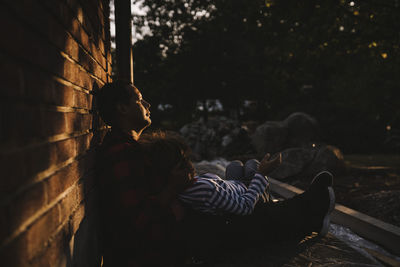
[97,131,149,186]
[100,130,141,156]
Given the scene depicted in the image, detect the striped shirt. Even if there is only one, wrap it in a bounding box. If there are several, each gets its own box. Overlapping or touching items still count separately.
[179,173,269,215]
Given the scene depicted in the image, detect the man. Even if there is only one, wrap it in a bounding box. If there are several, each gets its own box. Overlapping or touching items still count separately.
[95,80,335,266]
[95,80,192,266]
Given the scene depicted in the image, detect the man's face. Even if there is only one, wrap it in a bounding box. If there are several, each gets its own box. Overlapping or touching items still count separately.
[122,85,151,132]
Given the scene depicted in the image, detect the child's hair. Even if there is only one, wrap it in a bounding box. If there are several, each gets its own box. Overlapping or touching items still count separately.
[139,131,195,177]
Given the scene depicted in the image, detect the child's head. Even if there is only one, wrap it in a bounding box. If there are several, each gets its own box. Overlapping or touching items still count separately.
[139,131,195,178]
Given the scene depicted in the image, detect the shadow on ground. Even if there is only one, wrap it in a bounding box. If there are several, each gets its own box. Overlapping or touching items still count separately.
[185,233,379,267]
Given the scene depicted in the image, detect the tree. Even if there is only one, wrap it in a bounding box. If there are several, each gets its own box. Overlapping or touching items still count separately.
[132,0,400,152]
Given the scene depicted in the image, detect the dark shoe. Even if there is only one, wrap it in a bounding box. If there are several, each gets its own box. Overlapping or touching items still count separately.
[310,170,334,188]
[244,159,260,179]
[225,160,244,180]
[305,171,335,236]
[243,171,335,243]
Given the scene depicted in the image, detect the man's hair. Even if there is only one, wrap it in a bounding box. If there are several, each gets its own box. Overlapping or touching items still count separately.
[139,131,195,178]
[94,80,133,126]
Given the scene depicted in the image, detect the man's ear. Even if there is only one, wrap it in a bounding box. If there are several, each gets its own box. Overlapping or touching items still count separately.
[116,103,128,115]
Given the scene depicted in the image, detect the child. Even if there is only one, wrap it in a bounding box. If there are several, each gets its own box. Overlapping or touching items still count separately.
[139,131,282,216]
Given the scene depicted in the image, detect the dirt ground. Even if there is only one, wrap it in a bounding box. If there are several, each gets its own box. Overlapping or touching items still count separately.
[295,154,400,228]
[335,155,400,227]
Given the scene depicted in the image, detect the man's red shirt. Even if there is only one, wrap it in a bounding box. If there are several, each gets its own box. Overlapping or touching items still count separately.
[97,129,183,266]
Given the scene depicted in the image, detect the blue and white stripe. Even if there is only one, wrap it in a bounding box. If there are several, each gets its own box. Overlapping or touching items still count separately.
[179,173,269,215]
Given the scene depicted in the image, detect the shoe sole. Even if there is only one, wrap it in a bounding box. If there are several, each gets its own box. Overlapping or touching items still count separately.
[319,186,335,236]
[310,170,334,187]
[310,171,335,236]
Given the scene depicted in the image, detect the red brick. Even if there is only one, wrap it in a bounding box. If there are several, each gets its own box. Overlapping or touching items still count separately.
[42,0,108,67]
[0,7,104,90]
[75,0,105,44]
[5,0,108,71]
[4,0,67,53]
[76,133,93,155]
[69,203,85,237]
[0,56,89,110]
[29,224,70,267]
[54,138,77,164]
[0,54,25,99]
[24,144,55,181]
[0,8,61,72]
[3,108,94,147]
[23,69,61,105]
[58,183,84,224]
[0,204,11,245]
[0,149,27,195]
[34,109,62,138]
[23,143,53,180]
[69,113,93,133]
[22,68,93,110]
[7,182,47,240]
[0,234,28,267]
[0,203,69,267]
[41,110,90,137]
[1,133,96,197]
[1,139,74,195]
[74,89,92,109]
[17,203,61,260]
[25,137,77,180]
[2,105,25,144]
[45,159,85,203]
[64,0,99,45]
[0,104,43,146]
[47,82,75,108]
[0,184,100,266]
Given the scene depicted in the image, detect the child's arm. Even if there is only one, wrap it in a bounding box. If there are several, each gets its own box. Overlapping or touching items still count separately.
[212,173,269,215]
[209,154,282,215]
[179,174,267,215]
[180,174,269,215]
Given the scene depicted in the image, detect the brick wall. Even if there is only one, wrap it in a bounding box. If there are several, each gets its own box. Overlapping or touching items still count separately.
[0,0,111,266]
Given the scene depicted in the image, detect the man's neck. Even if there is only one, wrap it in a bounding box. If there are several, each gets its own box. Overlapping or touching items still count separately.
[130,129,142,141]
[113,124,142,141]
[122,128,142,141]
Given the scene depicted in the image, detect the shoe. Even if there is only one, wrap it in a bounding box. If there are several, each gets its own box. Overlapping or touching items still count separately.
[247,171,335,242]
[225,160,244,180]
[244,159,260,179]
[310,170,334,188]
[305,171,335,236]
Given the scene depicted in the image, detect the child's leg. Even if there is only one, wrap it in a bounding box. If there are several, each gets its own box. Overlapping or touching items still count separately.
[225,160,244,180]
[244,159,260,180]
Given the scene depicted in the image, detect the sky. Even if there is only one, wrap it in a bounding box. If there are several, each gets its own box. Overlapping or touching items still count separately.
[109,0,150,48]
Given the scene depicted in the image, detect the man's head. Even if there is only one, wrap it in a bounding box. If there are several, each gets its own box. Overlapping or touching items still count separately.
[96,81,151,135]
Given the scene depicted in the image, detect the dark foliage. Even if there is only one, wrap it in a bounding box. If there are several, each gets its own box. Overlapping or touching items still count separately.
[130,0,400,153]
